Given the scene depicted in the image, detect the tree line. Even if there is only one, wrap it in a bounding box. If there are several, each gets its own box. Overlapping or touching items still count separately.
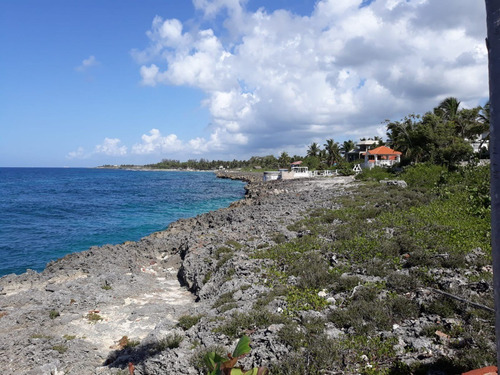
[121,97,489,171]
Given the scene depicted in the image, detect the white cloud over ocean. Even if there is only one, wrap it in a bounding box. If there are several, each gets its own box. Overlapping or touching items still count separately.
[67,138,127,159]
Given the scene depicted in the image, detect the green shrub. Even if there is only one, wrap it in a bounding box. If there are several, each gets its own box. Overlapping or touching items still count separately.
[400,163,447,189]
[355,167,394,182]
[216,253,233,268]
[212,291,235,309]
[177,314,203,330]
[86,312,103,323]
[214,246,232,259]
[288,252,334,289]
[49,310,60,319]
[285,287,329,316]
[156,333,183,351]
[214,310,287,338]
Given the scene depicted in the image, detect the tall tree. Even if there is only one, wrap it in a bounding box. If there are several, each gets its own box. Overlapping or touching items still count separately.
[324,139,341,167]
[340,140,355,155]
[307,142,320,157]
[455,107,481,139]
[278,151,290,168]
[435,97,461,122]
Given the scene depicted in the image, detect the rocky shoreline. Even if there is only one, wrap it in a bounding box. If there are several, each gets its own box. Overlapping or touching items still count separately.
[0,172,494,374]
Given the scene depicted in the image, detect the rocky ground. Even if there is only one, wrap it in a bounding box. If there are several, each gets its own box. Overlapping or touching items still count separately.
[0,172,495,374]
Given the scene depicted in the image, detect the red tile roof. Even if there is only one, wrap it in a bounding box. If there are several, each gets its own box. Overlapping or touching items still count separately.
[366,146,402,155]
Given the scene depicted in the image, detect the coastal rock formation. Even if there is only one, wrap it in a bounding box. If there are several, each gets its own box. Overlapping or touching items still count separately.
[0,172,494,374]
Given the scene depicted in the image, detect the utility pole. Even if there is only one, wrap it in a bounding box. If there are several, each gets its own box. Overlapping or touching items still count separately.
[485,0,500,366]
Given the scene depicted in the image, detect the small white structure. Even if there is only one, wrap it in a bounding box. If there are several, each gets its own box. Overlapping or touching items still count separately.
[467,132,489,154]
[363,146,402,169]
[263,171,280,181]
[291,166,311,178]
[311,170,336,177]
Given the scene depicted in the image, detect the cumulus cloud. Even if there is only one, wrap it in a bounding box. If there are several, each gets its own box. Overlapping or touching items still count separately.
[132,128,184,154]
[67,147,87,159]
[75,55,99,72]
[67,138,127,159]
[94,138,127,156]
[133,0,487,156]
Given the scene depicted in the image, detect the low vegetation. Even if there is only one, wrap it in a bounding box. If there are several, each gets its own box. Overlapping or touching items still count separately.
[156,333,183,351]
[249,163,493,373]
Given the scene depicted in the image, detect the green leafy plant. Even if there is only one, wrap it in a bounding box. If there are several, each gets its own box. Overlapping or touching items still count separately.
[203,335,268,375]
[49,310,60,319]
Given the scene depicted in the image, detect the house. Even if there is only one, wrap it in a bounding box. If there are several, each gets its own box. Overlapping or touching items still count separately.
[363,146,402,169]
[467,132,490,154]
[346,139,379,162]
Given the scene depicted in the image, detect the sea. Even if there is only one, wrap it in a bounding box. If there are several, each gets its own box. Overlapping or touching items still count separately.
[0,168,246,277]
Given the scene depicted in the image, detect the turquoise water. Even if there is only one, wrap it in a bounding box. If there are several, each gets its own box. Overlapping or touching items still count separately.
[0,168,245,277]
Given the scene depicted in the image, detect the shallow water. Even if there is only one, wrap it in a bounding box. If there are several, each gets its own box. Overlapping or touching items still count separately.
[0,168,245,276]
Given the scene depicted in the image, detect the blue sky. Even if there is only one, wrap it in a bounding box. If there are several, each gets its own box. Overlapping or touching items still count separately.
[0,0,488,167]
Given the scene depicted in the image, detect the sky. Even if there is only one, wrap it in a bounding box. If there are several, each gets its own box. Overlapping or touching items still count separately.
[0,0,489,167]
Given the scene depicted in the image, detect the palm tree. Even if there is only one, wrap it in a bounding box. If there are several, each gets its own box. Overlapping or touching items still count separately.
[278,151,290,168]
[386,116,416,160]
[307,142,320,157]
[324,139,341,167]
[435,97,461,122]
[340,140,355,158]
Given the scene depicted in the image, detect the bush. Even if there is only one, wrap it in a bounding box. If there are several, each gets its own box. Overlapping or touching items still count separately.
[156,333,183,351]
[177,314,203,330]
[399,163,447,189]
[355,166,394,181]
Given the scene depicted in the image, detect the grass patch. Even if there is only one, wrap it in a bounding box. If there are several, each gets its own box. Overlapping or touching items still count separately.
[212,291,235,309]
[86,312,103,323]
[214,310,288,338]
[52,345,68,354]
[225,240,243,250]
[31,334,52,339]
[156,333,183,351]
[177,314,203,330]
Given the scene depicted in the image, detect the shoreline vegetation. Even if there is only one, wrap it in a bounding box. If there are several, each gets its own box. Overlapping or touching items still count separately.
[0,97,493,373]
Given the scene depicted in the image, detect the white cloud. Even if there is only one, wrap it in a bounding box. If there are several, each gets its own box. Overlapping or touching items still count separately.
[67,138,127,160]
[75,55,99,72]
[66,147,87,159]
[132,128,184,154]
[132,0,487,157]
[94,138,127,156]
